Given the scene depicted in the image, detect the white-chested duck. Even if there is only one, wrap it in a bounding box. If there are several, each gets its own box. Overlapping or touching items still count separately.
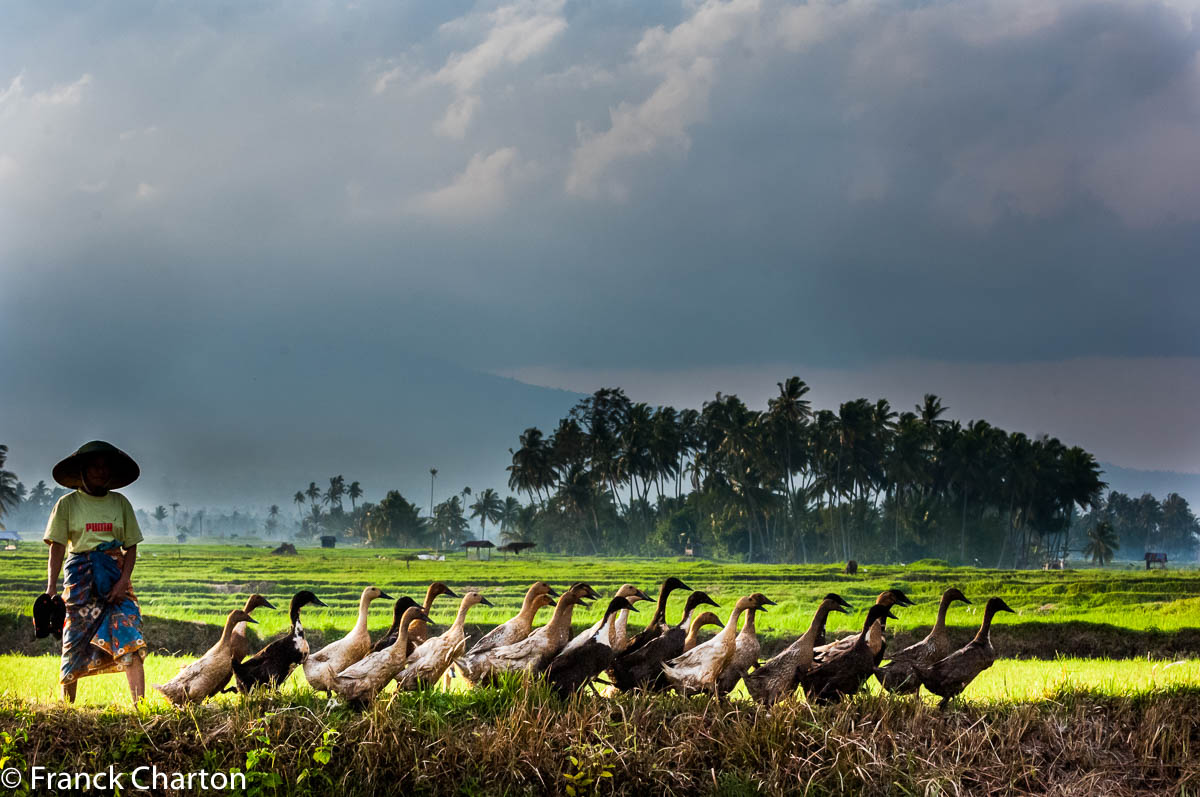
[912,596,1015,709]
[715,599,770,697]
[371,596,424,654]
[876,587,971,694]
[802,603,898,704]
[546,596,639,699]
[232,590,327,692]
[331,605,428,707]
[304,586,393,692]
[661,593,775,697]
[458,589,557,686]
[561,584,651,658]
[814,588,913,665]
[473,583,601,682]
[155,609,256,705]
[405,582,459,653]
[395,591,492,690]
[744,593,851,707]
[623,577,692,655]
[609,590,719,691]
[229,594,276,663]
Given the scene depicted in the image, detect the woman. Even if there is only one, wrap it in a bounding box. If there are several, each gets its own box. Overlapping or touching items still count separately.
[42,440,147,703]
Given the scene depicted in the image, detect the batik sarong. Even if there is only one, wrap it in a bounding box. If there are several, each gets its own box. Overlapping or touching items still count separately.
[60,539,147,685]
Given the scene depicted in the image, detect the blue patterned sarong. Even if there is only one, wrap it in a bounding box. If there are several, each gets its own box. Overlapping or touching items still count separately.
[60,539,147,685]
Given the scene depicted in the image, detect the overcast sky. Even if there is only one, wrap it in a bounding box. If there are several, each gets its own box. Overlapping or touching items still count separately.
[2,0,1198,508]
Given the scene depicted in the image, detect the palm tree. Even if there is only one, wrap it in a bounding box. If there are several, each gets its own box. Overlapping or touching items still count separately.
[153,505,168,531]
[498,496,521,537]
[27,480,52,508]
[1084,520,1119,565]
[293,491,306,523]
[170,502,181,533]
[469,488,504,543]
[768,377,812,561]
[0,445,21,526]
[507,428,554,506]
[305,482,321,512]
[347,481,363,512]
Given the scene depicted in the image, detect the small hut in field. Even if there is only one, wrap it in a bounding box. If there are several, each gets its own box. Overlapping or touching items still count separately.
[320,535,337,549]
[463,540,495,561]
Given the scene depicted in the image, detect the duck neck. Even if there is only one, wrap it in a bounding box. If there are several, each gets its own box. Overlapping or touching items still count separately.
[802,602,836,647]
[352,594,372,634]
[289,598,305,630]
[650,583,674,627]
[218,613,241,646]
[517,588,540,620]
[450,600,473,636]
[612,608,631,648]
[973,606,998,644]
[423,587,439,614]
[741,608,757,637]
[546,598,579,639]
[720,606,747,642]
[933,594,953,634]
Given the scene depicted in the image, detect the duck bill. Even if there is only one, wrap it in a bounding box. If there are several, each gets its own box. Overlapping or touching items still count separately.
[444,588,460,599]
[379,591,395,601]
[546,586,560,598]
[635,589,652,602]
[261,598,277,610]
[311,597,329,607]
[479,597,494,607]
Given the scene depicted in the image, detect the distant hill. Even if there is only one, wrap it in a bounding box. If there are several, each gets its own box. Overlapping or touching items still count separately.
[2,345,583,513]
[1098,463,1200,508]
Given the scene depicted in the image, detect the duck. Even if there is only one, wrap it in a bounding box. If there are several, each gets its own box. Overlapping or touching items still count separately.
[545,596,639,699]
[229,594,276,663]
[461,582,558,657]
[623,577,692,655]
[474,583,600,682]
[154,609,256,705]
[560,584,651,658]
[683,611,724,652]
[331,605,428,706]
[232,591,328,692]
[715,602,766,697]
[661,593,775,697]
[744,593,852,707]
[405,582,459,653]
[875,587,971,695]
[911,597,1015,709]
[303,586,393,692]
[802,603,898,704]
[458,590,557,686]
[608,590,719,692]
[814,588,914,665]
[395,591,493,690]
[370,596,424,654]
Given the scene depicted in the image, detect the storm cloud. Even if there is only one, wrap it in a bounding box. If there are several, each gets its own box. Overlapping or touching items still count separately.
[2,0,1197,505]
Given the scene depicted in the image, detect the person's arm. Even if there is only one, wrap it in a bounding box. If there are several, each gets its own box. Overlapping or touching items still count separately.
[46,541,66,596]
[106,545,137,603]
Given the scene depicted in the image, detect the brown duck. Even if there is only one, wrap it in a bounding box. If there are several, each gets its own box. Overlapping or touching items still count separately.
[474,583,600,681]
[744,593,851,707]
[814,588,913,665]
[875,587,971,694]
[229,594,277,662]
[608,590,719,692]
[154,609,256,705]
[912,597,1015,708]
[802,604,898,704]
[458,589,557,686]
[405,582,459,652]
[623,577,692,655]
[661,593,775,697]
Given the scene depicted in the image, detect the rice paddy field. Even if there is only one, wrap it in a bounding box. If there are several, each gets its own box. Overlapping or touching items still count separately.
[2,544,1199,795]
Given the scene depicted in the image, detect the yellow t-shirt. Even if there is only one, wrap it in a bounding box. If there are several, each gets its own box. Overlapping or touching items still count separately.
[42,491,144,554]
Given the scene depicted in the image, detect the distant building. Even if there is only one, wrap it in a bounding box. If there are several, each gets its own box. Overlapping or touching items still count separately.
[320,535,337,549]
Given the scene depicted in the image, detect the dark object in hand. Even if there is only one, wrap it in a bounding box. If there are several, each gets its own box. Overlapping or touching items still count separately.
[33,594,67,639]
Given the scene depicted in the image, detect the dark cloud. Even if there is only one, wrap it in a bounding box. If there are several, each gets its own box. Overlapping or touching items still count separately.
[2,0,1197,505]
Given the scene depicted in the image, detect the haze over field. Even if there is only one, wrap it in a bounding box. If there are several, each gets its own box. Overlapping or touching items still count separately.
[2,0,1198,509]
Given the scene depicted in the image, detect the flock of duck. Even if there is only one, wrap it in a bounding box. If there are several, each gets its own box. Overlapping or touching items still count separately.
[154,580,1015,710]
